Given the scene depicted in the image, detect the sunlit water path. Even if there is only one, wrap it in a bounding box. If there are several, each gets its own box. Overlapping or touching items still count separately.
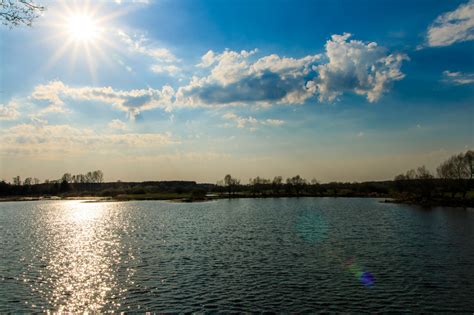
[0,198,473,312]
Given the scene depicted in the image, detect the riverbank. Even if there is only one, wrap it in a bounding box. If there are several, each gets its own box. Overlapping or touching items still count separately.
[382,197,474,208]
[2,192,473,208]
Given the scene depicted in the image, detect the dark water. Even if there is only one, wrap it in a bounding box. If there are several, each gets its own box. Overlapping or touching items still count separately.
[0,198,473,312]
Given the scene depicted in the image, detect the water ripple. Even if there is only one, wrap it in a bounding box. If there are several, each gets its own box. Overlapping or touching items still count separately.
[0,198,473,312]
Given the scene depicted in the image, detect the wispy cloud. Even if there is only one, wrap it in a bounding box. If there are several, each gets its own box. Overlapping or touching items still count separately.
[114,0,151,6]
[222,112,285,130]
[442,70,474,85]
[425,0,474,47]
[150,64,181,75]
[117,29,181,74]
[30,80,175,120]
[108,119,129,130]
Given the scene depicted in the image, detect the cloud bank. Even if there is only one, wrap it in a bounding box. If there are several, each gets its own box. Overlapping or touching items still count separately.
[1,122,177,159]
[19,34,408,123]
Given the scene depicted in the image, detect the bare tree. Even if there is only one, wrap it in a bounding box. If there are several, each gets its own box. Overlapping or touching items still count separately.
[224,174,232,196]
[33,178,40,185]
[0,0,45,27]
[12,176,21,186]
[272,176,282,195]
[23,177,32,185]
[415,166,433,179]
[287,175,306,196]
[437,151,471,198]
[405,169,416,180]
[92,170,104,183]
[437,153,470,180]
[465,150,474,180]
[61,173,72,183]
[224,174,240,197]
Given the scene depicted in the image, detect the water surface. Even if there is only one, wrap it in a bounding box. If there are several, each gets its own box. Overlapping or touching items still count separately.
[0,198,473,312]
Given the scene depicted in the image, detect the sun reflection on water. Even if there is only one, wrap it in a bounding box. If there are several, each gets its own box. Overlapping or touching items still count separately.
[26,201,135,312]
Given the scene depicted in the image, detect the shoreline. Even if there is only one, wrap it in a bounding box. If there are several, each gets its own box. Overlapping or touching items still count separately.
[1,194,473,208]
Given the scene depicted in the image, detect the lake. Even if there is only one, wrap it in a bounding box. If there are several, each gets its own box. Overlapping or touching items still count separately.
[0,198,473,312]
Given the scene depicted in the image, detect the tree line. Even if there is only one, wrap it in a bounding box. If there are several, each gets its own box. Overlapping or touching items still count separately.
[216,150,473,202]
[9,170,104,186]
[0,151,473,205]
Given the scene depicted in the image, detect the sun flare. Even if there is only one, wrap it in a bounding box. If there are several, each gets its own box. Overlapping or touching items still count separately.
[67,15,99,42]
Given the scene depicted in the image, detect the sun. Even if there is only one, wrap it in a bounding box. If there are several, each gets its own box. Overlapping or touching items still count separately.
[42,1,126,81]
[67,14,99,42]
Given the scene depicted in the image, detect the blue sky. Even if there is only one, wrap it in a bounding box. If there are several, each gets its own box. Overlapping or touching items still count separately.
[0,0,473,183]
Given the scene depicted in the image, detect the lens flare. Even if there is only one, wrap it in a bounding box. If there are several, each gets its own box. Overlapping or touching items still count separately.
[296,210,376,288]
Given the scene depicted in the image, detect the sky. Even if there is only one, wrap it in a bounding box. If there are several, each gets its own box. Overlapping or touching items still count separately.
[0,0,473,183]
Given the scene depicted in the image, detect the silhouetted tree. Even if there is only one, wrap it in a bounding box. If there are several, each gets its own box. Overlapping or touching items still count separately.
[287,175,306,196]
[61,173,72,183]
[437,151,472,198]
[224,174,233,197]
[23,177,33,186]
[272,176,283,195]
[465,150,474,180]
[12,176,21,186]
[92,170,104,183]
[0,0,45,27]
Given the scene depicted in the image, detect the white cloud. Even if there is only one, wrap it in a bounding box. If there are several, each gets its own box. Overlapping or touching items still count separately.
[222,112,285,130]
[0,100,20,120]
[263,119,285,126]
[30,81,175,119]
[197,50,217,68]
[117,30,178,63]
[443,70,474,85]
[22,34,407,122]
[108,119,129,130]
[307,33,408,103]
[426,0,474,47]
[177,48,320,107]
[178,34,407,107]
[116,29,181,75]
[115,0,151,5]
[150,64,181,75]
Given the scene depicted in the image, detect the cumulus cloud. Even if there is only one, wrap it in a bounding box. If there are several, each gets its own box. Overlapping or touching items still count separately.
[426,0,474,47]
[0,122,177,158]
[222,112,285,130]
[178,48,320,107]
[179,33,407,107]
[23,34,407,121]
[0,100,20,120]
[443,70,474,85]
[31,81,175,119]
[307,33,408,102]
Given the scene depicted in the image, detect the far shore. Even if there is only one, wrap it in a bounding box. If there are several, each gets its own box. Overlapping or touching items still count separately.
[1,193,473,208]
